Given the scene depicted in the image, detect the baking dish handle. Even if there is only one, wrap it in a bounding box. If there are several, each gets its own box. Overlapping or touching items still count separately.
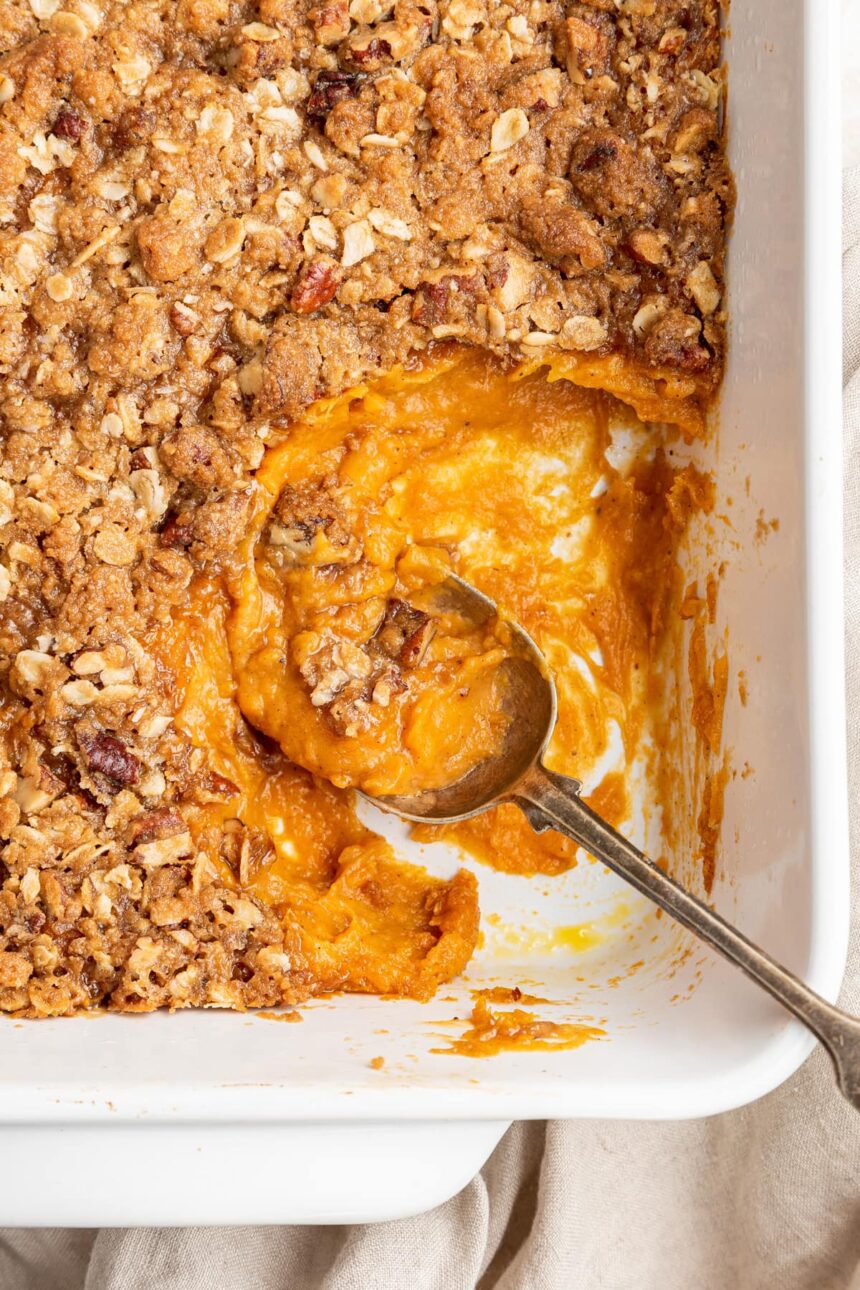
[514,765,860,1110]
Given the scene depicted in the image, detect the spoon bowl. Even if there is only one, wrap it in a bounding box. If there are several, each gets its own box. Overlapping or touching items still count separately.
[370,575,557,822]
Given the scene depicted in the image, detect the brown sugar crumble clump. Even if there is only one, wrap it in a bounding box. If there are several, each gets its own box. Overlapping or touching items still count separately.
[0,0,730,1016]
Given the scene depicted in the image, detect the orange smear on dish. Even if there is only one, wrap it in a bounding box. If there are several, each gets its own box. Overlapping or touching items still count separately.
[433,997,605,1057]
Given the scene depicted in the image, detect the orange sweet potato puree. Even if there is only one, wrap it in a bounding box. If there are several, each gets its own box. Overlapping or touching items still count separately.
[151,347,718,1003]
[432,995,606,1057]
[231,510,516,798]
[153,578,479,1000]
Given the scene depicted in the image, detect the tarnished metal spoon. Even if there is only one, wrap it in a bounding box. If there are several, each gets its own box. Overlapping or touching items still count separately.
[366,575,860,1108]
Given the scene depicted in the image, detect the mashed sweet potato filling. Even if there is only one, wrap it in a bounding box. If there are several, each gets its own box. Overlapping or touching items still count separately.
[152,348,711,1000]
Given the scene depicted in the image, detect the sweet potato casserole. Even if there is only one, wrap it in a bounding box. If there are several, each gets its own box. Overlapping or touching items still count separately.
[0,0,731,1016]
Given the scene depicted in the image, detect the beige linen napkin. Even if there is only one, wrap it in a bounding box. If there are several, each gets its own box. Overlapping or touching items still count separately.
[3,104,860,1290]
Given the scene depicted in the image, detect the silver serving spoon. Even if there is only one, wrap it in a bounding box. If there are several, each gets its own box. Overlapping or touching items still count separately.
[367,575,860,1108]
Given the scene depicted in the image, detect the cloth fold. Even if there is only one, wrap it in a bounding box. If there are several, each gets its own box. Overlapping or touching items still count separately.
[3,71,860,1290]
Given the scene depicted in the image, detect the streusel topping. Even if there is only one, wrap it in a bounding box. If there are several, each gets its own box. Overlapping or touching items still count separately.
[0,0,729,1015]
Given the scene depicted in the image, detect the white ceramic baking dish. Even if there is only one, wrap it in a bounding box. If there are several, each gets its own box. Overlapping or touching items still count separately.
[0,0,847,1226]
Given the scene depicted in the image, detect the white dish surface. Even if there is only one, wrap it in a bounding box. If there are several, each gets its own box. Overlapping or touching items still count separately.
[0,0,848,1226]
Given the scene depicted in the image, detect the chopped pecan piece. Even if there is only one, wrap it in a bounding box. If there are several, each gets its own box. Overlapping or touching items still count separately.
[235,33,293,82]
[372,600,436,668]
[79,732,141,788]
[371,668,407,707]
[411,275,479,327]
[129,807,186,846]
[306,70,364,125]
[52,108,86,140]
[14,763,65,814]
[302,634,373,708]
[643,308,711,373]
[159,512,194,548]
[345,36,392,69]
[561,11,614,82]
[400,619,436,668]
[169,302,199,336]
[269,481,350,555]
[194,769,240,802]
[220,825,274,885]
[309,0,350,45]
[291,257,341,314]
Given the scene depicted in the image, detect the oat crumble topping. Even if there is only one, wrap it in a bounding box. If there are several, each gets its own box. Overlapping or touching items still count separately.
[0,0,730,1015]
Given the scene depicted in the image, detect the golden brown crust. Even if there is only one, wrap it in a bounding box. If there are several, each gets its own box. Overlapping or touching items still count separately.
[0,0,730,1015]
